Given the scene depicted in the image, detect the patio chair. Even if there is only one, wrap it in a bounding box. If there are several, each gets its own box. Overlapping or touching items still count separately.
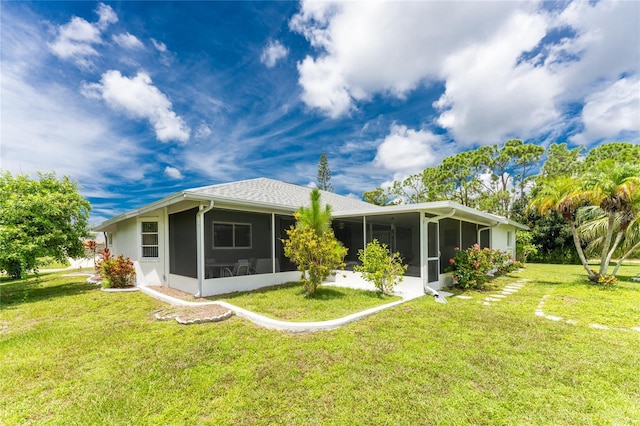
[222,260,253,277]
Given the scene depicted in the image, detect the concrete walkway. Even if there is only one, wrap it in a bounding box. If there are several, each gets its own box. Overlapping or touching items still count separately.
[139,273,431,332]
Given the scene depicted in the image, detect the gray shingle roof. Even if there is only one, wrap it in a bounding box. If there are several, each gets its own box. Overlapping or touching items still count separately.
[186,177,377,213]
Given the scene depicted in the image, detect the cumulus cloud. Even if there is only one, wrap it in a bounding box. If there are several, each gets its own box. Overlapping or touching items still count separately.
[260,40,289,67]
[164,166,183,179]
[112,32,143,49]
[571,77,640,144]
[290,1,523,120]
[374,124,441,175]
[290,0,639,145]
[434,11,562,144]
[49,2,117,68]
[82,70,191,143]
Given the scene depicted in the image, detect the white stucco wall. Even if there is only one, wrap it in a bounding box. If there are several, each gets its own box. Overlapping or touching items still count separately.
[201,271,300,297]
[491,224,516,258]
[110,210,167,287]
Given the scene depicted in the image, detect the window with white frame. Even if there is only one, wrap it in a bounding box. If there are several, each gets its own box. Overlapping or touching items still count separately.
[507,231,512,247]
[141,221,159,258]
[213,222,251,248]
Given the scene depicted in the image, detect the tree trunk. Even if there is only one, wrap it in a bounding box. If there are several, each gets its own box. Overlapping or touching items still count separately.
[602,230,624,276]
[568,219,597,280]
[612,240,640,276]
[598,214,616,276]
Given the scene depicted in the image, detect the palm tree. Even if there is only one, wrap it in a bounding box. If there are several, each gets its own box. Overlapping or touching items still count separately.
[582,160,640,276]
[528,175,595,279]
[580,210,640,276]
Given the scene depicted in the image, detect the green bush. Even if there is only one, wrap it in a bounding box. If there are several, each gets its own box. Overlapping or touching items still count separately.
[448,244,522,290]
[283,223,347,296]
[101,255,136,288]
[354,239,407,295]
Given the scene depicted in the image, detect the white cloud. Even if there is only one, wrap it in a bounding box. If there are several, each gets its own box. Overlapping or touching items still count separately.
[290,1,523,119]
[572,77,640,144]
[151,38,167,53]
[112,32,143,49]
[0,67,147,195]
[96,2,118,29]
[164,166,183,179]
[82,70,191,143]
[290,0,639,146]
[48,2,117,68]
[434,11,562,144]
[195,123,212,139]
[151,38,174,66]
[260,41,289,67]
[374,124,440,175]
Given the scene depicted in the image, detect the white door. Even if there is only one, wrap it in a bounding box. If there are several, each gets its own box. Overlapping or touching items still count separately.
[426,221,440,287]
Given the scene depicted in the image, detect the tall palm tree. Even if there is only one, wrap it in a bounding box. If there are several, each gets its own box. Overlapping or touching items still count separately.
[528,176,595,279]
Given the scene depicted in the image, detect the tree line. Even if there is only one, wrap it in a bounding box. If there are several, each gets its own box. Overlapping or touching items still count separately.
[363,141,640,269]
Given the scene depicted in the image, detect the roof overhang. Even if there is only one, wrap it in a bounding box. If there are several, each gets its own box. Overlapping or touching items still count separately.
[334,200,529,230]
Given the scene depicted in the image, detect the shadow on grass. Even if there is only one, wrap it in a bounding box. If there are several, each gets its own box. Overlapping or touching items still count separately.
[305,287,347,300]
[0,274,95,308]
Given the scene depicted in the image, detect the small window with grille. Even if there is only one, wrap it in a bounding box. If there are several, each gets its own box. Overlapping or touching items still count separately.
[141,221,159,258]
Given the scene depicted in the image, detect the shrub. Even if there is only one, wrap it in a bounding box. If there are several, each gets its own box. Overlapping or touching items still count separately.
[596,274,617,289]
[101,255,135,288]
[283,223,347,296]
[354,239,407,295]
[448,244,522,290]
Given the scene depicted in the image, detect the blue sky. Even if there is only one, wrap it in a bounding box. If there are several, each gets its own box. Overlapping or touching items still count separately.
[2,0,639,225]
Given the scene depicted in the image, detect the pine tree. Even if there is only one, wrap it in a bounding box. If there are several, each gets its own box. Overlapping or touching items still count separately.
[317,152,334,192]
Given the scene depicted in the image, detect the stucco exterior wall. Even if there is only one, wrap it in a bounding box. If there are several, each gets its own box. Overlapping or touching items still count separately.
[491,224,516,258]
[110,209,167,287]
[201,271,300,297]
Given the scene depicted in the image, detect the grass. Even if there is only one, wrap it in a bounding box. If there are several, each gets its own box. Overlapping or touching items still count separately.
[214,282,401,321]
[1,264,639,425]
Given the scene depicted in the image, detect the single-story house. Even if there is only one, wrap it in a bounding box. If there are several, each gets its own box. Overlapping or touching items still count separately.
[94,178,527,297]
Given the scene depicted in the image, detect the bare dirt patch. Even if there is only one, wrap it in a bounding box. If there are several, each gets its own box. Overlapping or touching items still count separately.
[147,285,207,302]
[155,304,232,324]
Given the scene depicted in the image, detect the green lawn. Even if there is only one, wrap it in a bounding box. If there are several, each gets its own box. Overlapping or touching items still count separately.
[1,264,639,425]
[214,282,401,321]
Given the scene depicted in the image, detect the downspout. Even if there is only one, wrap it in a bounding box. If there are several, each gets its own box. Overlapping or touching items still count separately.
[423,209,456,303]
[195,201,214,298]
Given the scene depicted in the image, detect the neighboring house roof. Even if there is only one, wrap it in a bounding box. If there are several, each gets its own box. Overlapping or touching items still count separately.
[93,177,527,231]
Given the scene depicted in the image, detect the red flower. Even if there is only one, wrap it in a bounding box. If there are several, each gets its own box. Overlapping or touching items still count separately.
[449,258,455,264]
[473,261,480,269]
[454,247,460,251]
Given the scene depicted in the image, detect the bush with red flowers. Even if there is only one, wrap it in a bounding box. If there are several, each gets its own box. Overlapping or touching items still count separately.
[447,244,522,289]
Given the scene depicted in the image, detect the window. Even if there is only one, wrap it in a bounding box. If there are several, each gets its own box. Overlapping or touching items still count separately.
[213,222,251,248]
[141,221,159,258]
[507,231,512,247]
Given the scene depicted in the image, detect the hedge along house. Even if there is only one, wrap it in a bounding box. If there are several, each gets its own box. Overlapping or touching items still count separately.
[94,178,527,297]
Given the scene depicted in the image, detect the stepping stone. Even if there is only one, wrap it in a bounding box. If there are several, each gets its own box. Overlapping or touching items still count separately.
[501,290,516,294]
[631,327,640,332]
[590,323,609,330]
[535,310,545,317]
[485,297,501,302]
[456,295,472,299]
[546,315,563,321]
[493,294,506,298]
[483,302,490,305]
[566,319,578,325]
